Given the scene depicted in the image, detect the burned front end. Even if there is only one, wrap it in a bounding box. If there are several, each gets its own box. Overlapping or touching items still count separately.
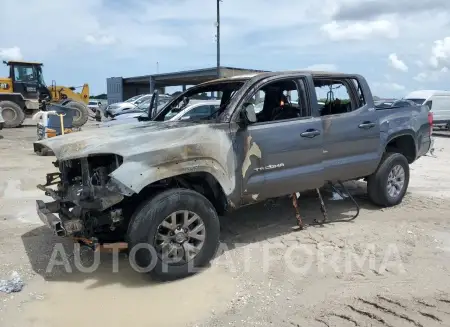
[36,154,131,241]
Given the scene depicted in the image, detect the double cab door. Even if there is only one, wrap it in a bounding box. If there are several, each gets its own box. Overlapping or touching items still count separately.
[238,74,381,203]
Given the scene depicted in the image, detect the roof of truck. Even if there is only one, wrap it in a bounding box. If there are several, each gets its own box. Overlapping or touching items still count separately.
[203,70,352,86]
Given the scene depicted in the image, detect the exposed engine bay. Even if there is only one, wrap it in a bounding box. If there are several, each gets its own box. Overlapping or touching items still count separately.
[37,154,128,242]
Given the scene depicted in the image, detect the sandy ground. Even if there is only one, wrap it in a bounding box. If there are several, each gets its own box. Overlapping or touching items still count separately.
[1,125,450,327]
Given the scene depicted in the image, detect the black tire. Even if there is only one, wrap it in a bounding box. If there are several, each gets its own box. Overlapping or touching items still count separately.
[127,188,220,281]
[0,100,25,128]
[367,152,410,207]
[66,101,89,127]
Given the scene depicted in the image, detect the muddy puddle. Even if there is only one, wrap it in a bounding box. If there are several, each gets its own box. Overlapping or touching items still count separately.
[11,259,237,327]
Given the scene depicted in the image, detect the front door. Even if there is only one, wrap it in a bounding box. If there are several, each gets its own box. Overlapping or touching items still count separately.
[235,76,325,202]
[247,117,324,199]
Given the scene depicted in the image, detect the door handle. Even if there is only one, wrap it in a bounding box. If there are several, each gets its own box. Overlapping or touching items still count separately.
[300,129,320,138]
[358,121,376,129]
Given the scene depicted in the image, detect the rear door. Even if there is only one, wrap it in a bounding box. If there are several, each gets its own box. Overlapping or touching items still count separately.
[238,76,324,201]
[317,77,381,181]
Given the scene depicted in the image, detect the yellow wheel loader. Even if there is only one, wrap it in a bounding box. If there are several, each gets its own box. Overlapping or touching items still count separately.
[0,60,90,128]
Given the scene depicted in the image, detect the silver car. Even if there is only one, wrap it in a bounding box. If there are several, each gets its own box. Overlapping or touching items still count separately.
[101,100,220,127]
[105,94,151,117]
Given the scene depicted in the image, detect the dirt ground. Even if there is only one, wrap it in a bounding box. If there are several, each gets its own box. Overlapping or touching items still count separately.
[1,124,450,327]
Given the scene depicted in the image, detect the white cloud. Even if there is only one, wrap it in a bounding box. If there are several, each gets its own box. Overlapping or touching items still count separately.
[388,53,408,72]
[304,64,338,71]
[373,82,406,91]
[414,67,448,82]
[321,19,399,41]
[85,34,116,46]
[429,36,450,68]
[0,47,23,61]
[415,60,424,68]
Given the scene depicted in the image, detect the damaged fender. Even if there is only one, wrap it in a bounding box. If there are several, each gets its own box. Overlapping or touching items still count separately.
[109,158,235,196]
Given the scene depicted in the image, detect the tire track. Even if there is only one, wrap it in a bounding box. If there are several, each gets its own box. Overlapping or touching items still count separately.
[419,311,442,322]
[347,304,394,327]
[327,313,360,326]
[358,298,424,327]
[377,295,408,309]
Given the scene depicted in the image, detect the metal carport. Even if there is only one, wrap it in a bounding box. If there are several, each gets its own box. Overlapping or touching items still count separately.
[106,66,268,104]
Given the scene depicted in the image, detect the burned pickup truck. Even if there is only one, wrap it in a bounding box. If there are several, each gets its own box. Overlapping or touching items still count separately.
[34,70,432,280]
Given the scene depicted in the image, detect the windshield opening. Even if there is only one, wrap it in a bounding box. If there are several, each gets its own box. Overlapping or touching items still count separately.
[13,64,45,86]
[153,81,245,122]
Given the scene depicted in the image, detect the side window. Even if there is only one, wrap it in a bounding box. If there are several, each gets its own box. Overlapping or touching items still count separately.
[242,78,310,124]
[424,100,432,111]
[314,77,365,116]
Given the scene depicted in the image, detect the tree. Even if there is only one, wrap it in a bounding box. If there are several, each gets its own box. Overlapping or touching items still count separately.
[90,93,107,99]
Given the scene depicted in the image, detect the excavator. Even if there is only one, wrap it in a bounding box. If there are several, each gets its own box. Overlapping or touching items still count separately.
[0,60,90,128]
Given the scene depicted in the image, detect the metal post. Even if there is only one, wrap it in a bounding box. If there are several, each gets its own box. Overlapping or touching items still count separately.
[216,0,221,79]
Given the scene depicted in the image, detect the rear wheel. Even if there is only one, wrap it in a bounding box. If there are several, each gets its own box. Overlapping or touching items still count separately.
[0,101,25,128]
[367,152,410,207]
[66,101,89,127]
[127,188,220,281]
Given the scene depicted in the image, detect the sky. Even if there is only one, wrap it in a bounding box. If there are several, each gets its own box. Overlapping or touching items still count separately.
[1,0,450,98]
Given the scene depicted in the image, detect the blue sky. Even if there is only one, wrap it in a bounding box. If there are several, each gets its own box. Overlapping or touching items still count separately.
[1,0,450,98]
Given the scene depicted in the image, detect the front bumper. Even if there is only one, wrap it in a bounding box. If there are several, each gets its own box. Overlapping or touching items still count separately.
[36,200,84,237]
[36,200,65,236]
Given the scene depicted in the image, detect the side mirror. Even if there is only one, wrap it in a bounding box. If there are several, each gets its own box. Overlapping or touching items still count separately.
[242,103,257,124]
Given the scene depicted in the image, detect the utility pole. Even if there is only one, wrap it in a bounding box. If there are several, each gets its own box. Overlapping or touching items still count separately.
[216,0,221,79]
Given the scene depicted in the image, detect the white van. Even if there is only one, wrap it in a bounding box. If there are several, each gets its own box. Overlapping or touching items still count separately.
[404,90,450,127]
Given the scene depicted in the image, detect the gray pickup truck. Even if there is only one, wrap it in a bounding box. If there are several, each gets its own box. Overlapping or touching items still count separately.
[34,71,432,280]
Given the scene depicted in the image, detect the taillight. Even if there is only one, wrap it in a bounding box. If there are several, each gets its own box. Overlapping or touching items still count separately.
[428,112,433,135]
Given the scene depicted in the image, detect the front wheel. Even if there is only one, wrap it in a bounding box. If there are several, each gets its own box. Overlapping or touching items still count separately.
[127,188,220,281]
[367,152,410,207]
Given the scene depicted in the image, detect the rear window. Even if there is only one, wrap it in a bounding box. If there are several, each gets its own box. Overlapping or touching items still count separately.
[407,98,426,105]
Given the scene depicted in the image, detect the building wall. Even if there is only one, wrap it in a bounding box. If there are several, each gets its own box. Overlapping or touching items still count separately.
[122,82,150,101]
[106,77,123,105]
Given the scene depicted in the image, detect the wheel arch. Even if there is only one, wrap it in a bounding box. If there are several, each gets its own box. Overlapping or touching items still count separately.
[0,94,25,109]
[384,131,417,164]
[110,161,233,216]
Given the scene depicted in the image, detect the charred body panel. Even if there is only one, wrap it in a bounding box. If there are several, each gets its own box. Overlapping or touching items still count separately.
[34,121,248,240]
[37,154,127,239]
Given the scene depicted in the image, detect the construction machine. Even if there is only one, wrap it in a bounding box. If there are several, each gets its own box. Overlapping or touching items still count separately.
[0,60,90,128]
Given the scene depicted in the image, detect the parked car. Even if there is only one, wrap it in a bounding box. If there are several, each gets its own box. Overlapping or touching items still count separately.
[101,100,219,127]
[35,70,432,281]
[104,94,151,117]
[0,108,4,130]
[105,94,173,118]
[164,100,220,121]
[87,100,103,113]
[404,90,450,128]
